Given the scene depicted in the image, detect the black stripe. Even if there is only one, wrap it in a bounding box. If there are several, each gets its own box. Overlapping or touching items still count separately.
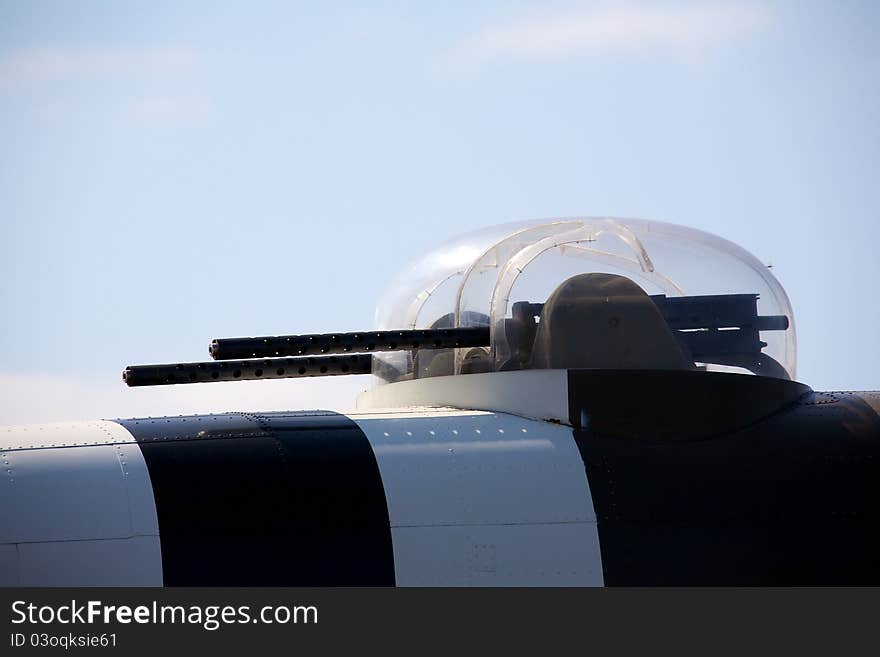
[569,371,880,585]
[117,411,395,586]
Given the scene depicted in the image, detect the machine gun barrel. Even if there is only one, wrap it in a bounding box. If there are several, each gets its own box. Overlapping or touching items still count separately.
[123,354,372,387]
[209,327,490,360]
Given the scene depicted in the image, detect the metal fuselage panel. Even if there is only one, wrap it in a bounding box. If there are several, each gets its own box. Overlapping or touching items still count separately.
[348,408,603,586]
[116,411,395,586]
[0,410,602,587]
[1,379,879,587]
[573,389,880,585]
[0,421,162,586]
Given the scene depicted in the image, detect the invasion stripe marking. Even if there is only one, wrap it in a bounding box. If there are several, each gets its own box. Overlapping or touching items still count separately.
[118,411,395,586]
[568,370,880,585]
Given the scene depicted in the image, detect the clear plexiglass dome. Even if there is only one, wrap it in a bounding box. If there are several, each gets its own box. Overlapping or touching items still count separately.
[373,217,796,383]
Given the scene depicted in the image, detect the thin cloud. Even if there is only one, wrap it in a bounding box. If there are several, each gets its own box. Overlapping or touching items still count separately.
[450,2,771,64]
[126,91,216,121]
[0,45,215,122]
[0,45,203,85]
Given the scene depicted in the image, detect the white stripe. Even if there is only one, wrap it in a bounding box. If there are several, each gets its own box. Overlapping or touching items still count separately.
[0,420,162,586]
[350,410,603,586]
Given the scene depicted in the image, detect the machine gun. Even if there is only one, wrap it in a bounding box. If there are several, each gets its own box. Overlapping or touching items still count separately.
[122,327,489,386]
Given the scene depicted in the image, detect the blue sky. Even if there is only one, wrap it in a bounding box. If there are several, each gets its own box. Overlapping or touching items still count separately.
[1,1,878,422]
